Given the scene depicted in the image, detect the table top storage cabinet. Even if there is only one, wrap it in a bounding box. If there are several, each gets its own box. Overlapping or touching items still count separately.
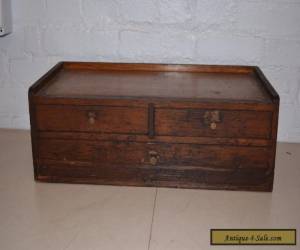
[29,62,279,191]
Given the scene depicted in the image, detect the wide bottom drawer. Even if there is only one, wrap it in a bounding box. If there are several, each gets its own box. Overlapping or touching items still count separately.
[37,164,273,191]
[37,139,274,191]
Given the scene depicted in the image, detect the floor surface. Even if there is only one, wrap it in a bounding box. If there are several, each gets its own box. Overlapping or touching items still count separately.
[0,129,299,250]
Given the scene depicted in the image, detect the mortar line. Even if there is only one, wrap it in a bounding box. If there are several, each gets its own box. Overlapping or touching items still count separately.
[148,188,158,250]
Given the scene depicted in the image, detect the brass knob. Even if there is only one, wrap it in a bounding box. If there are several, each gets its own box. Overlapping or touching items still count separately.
[150,156,158,166]
[203,110,221,130]
[149,151,159,166]
[210,122,217,130]
[87,111,96,124]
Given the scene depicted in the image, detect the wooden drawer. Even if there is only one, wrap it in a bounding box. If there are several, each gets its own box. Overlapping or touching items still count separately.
[155,108,272,139]
[38,139,271,170]
[35,105,148,134]
[95,142,271,169]
[37,139,272,189]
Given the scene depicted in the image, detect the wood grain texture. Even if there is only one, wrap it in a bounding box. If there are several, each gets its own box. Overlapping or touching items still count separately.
[38,139,271,169]
[29,62,279,191]
[155,108,272,139]
[35,105,148,134]
[38,132,272,147]
[37,166,273,191]
[39,67,271,103]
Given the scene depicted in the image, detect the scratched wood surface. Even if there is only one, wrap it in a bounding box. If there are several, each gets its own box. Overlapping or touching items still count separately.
[29,62,279,191]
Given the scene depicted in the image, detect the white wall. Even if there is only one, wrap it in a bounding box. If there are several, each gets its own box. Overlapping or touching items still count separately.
[0,0,300,142]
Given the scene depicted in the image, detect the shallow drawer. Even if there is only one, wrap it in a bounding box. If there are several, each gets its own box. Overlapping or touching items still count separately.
[38,139,271,170]
[95,141,270,169]
[35,105,148,134]
[37,139,272,189]
[38,161,271,190]
[155,108,272,139]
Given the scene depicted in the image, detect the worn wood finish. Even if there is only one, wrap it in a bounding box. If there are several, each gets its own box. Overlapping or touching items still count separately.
[36,105,148,134]
[38,163,272,191]
[38,139,271,169]
[39,69,270,102]
[29,62,279,191]
[38,132,272,147]
[155,108,272,139]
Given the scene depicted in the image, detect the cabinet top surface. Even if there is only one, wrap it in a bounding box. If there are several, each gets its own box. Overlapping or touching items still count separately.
[37,63,272,103]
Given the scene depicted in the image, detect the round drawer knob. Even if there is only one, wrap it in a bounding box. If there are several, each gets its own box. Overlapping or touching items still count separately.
[148,150,159,166]
[210,122,217,130]
[204,110,221,130]
[150,156,158,166]
[87,111,96,125]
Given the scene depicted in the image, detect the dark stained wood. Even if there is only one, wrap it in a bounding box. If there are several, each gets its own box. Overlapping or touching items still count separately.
[28,62,64,179]
[37,165,273,191]
[31,96,275,111]
[39,68,271,103]
[63,61,254,73]
[155,108,272,139]
[38,131,272,147]
[253,66,280,102]
[148,103,155,138]
[38,139,271,169]
[29,62,280,191]
[35,105,148,134]
[38,159,96,178]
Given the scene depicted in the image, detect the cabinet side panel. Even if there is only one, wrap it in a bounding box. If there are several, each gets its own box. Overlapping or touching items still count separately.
[28,92,39,179]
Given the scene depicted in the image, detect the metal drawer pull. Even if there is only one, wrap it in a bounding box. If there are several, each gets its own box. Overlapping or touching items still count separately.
[149,150,159,166]
[203,110,221,130]
[87,111,97,124]
[210,122,217,130]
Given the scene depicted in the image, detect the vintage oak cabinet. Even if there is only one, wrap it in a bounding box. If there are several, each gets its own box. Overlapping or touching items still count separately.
[29,62,279,191]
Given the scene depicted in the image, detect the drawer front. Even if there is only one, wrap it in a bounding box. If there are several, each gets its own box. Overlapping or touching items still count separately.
[155,109,272,139]
[37,139,272,189]
[38,139,271,170]
[35,105,148,134]
[95,142,270,169]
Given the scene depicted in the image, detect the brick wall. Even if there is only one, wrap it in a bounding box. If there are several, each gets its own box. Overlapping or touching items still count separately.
[0,0,300,142]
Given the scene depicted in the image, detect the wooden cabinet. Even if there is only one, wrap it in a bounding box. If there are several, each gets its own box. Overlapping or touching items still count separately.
[29,62,279,191]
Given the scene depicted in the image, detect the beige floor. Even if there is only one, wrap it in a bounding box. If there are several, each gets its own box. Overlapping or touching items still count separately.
[0,129,299,250]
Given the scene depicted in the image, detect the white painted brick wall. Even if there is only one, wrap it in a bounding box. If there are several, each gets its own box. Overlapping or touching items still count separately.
[43,28,119,57]
[81,0,118,26]
[195,0,235,25]
[158,0,192,24]
[119,0,159,23]
[120,30,195,59]
[196,33,264,64]
[235,1,300,39]
[0,0,300,142]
